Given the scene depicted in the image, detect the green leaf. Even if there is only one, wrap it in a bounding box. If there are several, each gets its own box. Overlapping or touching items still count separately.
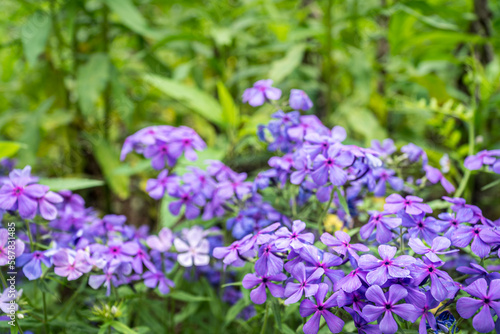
[103,0,163,39]
[38,178,105,191]
[279,324,296,334]
[224,297,248,325]
[336,187,350,217]
[21,11,52,66]
[481,178,500,191]
[217,81,240,129]
[0,141,23,158]
[168,291,210,302]
[109,321,138,334]
[271,299,282,331]
[77,53,110,117]
[159,194,177,228]
[268,44,305,83]
[143,74,223,126]
[90,137,130,199]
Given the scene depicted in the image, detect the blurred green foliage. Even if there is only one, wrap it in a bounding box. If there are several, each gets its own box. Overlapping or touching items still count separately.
[1,0,500,220]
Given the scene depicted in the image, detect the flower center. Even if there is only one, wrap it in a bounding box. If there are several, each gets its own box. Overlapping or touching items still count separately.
[484,298,491,304]
[384,261,391,266]
[317,305,324,311]
[428,267,434,273]
[13,187,23,196]
[385,304,392,310]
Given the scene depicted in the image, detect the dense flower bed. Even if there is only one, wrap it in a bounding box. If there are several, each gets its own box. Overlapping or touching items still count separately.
[1,80,500,333]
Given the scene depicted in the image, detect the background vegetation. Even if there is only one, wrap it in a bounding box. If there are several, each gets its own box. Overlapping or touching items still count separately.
[1,0,500,267]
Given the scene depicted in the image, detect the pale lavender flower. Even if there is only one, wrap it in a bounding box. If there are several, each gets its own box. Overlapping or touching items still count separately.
[174,227,210,267]
[300,283,344,334]
[242,272,286,304]
[147,227,173,252]
[321,231,368,260]
[408,237,458,262]
[284,263,324,305]
[274,220,314,251]
[384,194,432,215]
[243,79,281,106]
[53,249,92,281]
[289,89,313,111]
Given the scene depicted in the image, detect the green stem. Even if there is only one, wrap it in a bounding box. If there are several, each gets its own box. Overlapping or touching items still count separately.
[25,222,34,252]
[42,292,49,333]
[318,186,336,235]
[260,302,269,334]
[399,227,405,255]
[15,319,24,334]
[0,270,7,288]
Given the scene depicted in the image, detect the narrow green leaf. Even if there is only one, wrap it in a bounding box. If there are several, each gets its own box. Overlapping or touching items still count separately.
[0,141,23,158]
[38,178,105,191]
[168,291,210,302]
[217,81,239,129]
[143,74,223,126]
[271,299,282,331]
[77,54,110,117]
[109,321,138,334]
[224,297,247,325]
[481,178,500,191]
[268,44,305,83]
[336,187,350,217]
[21,11,52,66]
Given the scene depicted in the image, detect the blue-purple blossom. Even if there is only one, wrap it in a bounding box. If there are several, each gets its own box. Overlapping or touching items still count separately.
[242,79,281,107]
[284,263,324,305]
[274,220,314,251]
[384,194,432,215]
[360,211,401,244]
[242,272,286,304]
[408,236,458,262]
[289,89,313,111]
[299,283,344,334]
[410,258,454,301]
[17,251,51,280]
[321,231,369,261]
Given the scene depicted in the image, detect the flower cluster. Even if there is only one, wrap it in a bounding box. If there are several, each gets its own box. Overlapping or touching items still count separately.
[464,149,500,174]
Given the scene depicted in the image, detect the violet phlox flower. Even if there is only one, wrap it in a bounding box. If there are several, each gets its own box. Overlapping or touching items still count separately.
[320,231,369,260]
[362,284,419,334]
[344,306,380,334]
[0,228,24,266]
[360,211,402,244]
[372,169,404,196]
[183,166,216,198]
[399,212,440,244]
[401,143,428,165]
[37,189,63,220]
[17,250,51,281]
[174,227,210,267]
[213,234,254,267]
[456,278,500,333]
[167,126,206,161]
[299,283,345,334]
[88,266,119,296]
[436,207,474,239]
[147,227,173,252]
[299,245,344,284]
[410,258,453,301]
[242,272,286,304]
[358,245,415,286]
[217,172,252,200]
[404,290,440,334]
[408,237,458,263]
[311,145,355,186]
[371,139,396,158]
[120,126,171,160]
[143,270,175,295]
[456,263,500,285]
[255,243,283,276]
[53,249,92,281]
[384,194,432,216]
[168,185,205,219]
[242,79,282,107]
[0,288,19,314]
[132,246,157,274]
[451,224,491,258]
[464,149,500,170]
[423,165,455,194]
[289,89,313,111]
[284,262,324,305]
[0,166,49,220]
[93,240,139,266]
[146,169,179,200]
[274,220,314,251]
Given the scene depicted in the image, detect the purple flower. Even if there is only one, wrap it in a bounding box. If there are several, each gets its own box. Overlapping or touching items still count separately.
[404,290,439,334]
[358,245,415,286]
[290,154,312,185]
[334,268,368,293]
[213,234,253,267]
[217,173,252,200]
[93,241,139,266]
[436,208,474,239]
[167,126,206,161]
[0,166,47,219]
[17,251,51,280]
[464,150,500,170]
[0,229,24,266]
[147,227,173,252]
[401,143,427,164]
[384,194,432,215]
[143,271,175,295]
[372,169,403,196]
[299,283,344,334]
[408,237,458,263]
[399,212,440,244]
[169,185,205,219]
[242,79,282,107]
[255,244,283,276]
[410,258,453,301]
[299,245,344,284]
[242,272,286,304]
[360,212,401,244]
[143,139,177,170]
[321,231,369,260]
[183,167,216,197]
[146,170,179,200]
[344,306,380,334]
[0,288,19,314]
[89,267,119,296]
[284,263,324,305]
[456,278,500,333]
[174,228,210,267]
[423,165,455,193]
[362,285,419,334]
[53,249,92,281]
[457,263,500,285]
[274,220,314,251]
[311,146,354,186]
[452,225,491,258]
[37,190,63,220]
[371,139,396,158]
[289,89,313,111]
[132,247,157,274]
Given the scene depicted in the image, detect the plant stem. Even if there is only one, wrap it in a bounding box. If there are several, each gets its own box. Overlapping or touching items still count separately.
[0,270,7,288]
[399,227,405,255]
[25,222,34,252]
[42,292,49,333]
[261,302,269,334]
[318,186,336,235]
